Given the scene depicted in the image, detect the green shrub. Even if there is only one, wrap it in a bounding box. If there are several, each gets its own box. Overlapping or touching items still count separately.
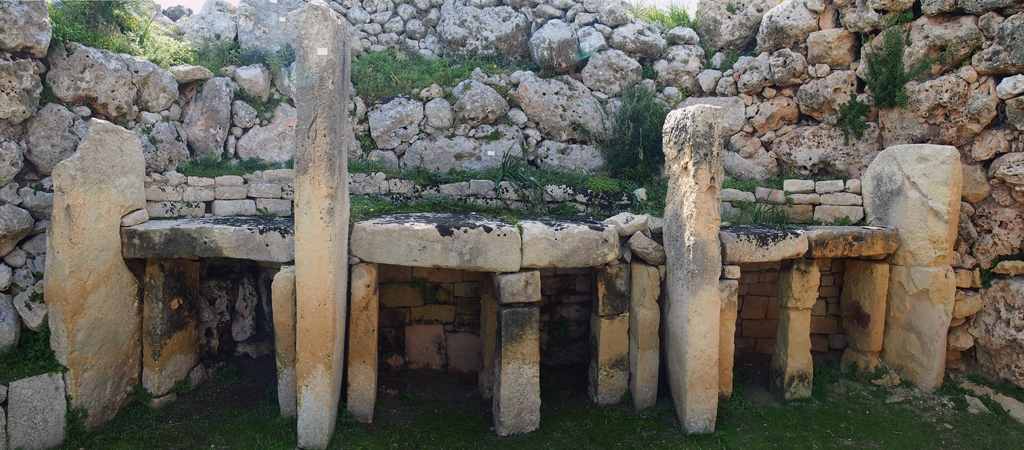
[732,199,791,229]
[0,322,66,385]
[836,92,871,143]
[630,2,699,33]
[177,153,282,178]
[132,383,153,405]
[172,377,191,395]
[598,83,670,184]
[865,27,945,109]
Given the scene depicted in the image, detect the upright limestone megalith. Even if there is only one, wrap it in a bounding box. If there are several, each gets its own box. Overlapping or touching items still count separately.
[661,104,724,434]
[46,119,146,428]
[272,265,297,418]
[292,1,351,447]
[862,144,961,393]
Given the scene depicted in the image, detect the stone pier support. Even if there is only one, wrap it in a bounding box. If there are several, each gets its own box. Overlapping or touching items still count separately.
[271,266,297,418]
[142,259,201,397]
[478,283,499,401]
[493,305,540,436]
[590,262,630,405]
[840,260,889,374]
[662,104,724,433]
[718,279,739,401]
[292,2,351,448]
[346,263,379,423]
[863,144,961,393]
[771,260,820,400]
[46,119,146,429]
[629,262,661,409]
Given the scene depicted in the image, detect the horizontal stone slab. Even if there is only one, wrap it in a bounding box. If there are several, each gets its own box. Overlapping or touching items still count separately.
[121,217,295,262]
[350,213,522,272]
[520,218,620,269]
[803,226,898,259]
[720,226,808,264]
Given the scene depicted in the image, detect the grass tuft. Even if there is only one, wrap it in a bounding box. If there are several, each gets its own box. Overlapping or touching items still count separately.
[0,322,66,386]
[629,1,699,33]
[598,83,669,184]
[176,153,283,178]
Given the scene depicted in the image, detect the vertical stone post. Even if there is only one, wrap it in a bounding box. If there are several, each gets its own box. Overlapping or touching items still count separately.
[46,119,146,429]
[863,144,961,393]
[142,259,201,397]
[718,279,738,401]
[840,260,889,374]
[271,266,297,418]
[292,1,351,447]
[590,262,630,404]
[479,282,499,400]
[629,262,661,409]
[771,260,820,400]
[491,270,541,436]
[347,263,379,423]
[661,104,724,434]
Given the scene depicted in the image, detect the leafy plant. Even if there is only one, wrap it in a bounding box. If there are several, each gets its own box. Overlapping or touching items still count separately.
[598,83,670,184]
[864,27,946,109]
[830,215,855,226]
[481,129,504,141]
[0,323,66,385]
[172,377,192,395]
[177,153,282,178]
[213,363,239,384]
[630,1,699,32]
[836,93,872,144]
[726,2,738,14]
[132,383,154,405]
[733,199,791,229]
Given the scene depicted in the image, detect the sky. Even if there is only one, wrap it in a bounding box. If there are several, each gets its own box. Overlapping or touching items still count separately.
[151,0,696,14]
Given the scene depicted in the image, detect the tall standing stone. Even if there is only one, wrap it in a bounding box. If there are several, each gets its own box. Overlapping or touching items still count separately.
[46,119,146,429]
[271,265,297,418]
[292,2,351,448]
[718,279,739,401]
[493,305,540,436]
[629,262,661,409]
[882,265,955,392]
[346,263,379,423]
[142,259,201,397]
[771,260,820,400]
[479,283,499,400]
[840,260,889,374]
[589,313,629,404]
[661,104,724,433]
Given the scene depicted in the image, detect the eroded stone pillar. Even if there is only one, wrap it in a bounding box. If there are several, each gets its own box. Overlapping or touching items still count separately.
[662,104,724,434]
[347,263,379,423]
[629,262,660,409]
[840,260,889,374]
[771,260,820,400]
[479,282,499,400]
[271,265,297,418]
[718,279,738,401]
[292,2,351,447]
[590,262,629,405]
[493,305,540,436]
[46,119,146,429]
[863,144,961,393]
[142,259,201,397]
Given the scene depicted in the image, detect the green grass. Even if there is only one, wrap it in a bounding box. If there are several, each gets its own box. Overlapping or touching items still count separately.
[598,83,670,185]
[836,92,872,144]
[176,153,284,178]
[730,199,792,229]
[0,323,66,386]
[629,2,699,33]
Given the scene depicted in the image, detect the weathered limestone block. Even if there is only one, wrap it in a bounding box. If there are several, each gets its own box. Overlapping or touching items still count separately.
[479,285,499,401]
[777,260,821,310]
[589,313,629,405]
[771,307,813,400]
[142,259,201,397]
[627,231,666,265]
[292,3,350,448]
[447,332,482,374]
[719,280,739,401]
[593,262,630,317]
[46,119,146,429]
[720,227,808,264]
[841,260,889,355]
[974,278,1024,388]
[630,262,661,409]
[351,213,521,272]
[804,226,899,259]
[493,305,540,436]
[121,217,294,263]
[519,218,620,268]
[347,263,379,423]
[662,104,723,433]
[862,145,963,267]
[6,374,66,450]
[881,265,955,393]
[271,265,297,418]
[491,270,541,304]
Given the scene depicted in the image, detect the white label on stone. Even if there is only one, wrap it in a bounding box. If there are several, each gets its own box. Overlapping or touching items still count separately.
[279,16,286,22]
[317,48,328,56]
[270,0,277,3]
[488,151,495,156]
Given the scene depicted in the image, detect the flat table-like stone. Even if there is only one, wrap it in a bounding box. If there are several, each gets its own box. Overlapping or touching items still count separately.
[351,213,522,272]
[803,226,898,259]
[720,226,808,264]
[520,218,620,268]
[120,217,295,263]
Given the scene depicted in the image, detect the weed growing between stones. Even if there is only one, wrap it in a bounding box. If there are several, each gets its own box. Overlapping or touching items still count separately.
[731,199,791,229]
[172,377,192,395]
[131,383,154,405]
[630,1,700,33]
[0,322,65,385]
[598,83,670,185]
[836,92,871,144]
[864,27,946,110]
[177,153,283,178]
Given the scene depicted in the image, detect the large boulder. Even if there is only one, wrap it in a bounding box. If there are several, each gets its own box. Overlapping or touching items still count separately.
[696,0,777,53]
[722,148,779,181]
[972,204,1024,268]
[424,98,454,129]
[806,29,857,69]
[533,140,604,173]
[974,278,1024,389]
[795,70,857,122]
[0,0,51,58]
[178,0,237,47]
[368,95,424,150]
[0,57,43,124]
[138,121,190,173]
[6,374,67,449]
[234,64,272,103]
[989,152,1024,202]
[766,48,807,86]
[236,0,305,52]
[756,0,818,53]
[530,20,581,73]
[236,103,297,163]
[0,292,18,353]
[48,44,177,117]
[878,74,997,147]
[26,103,87,175]
[453,80,508,127]
[862,144,962,267]
[582,50,641,97]
[772,123,881,178]
[510,73,607,142]
[654,45,704,93]
[751,96,799,134]
[732,52,771,94]
[905,15,984,78]
[972,13,1024,74]
[837,0,886,33]
[183,77,233,157]
[0,204,33,256]
[122,56,179,113]
[0,141,24,186]
[437,4,531,60]
[403,125,524,171]
[608,22,668,61]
